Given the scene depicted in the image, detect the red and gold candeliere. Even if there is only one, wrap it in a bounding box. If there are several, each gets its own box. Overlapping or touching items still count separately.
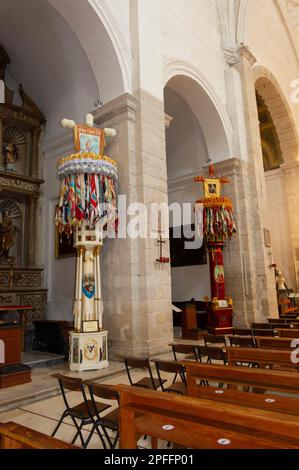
[195,164,236,334]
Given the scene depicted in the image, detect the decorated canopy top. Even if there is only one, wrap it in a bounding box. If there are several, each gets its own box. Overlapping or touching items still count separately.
[195,164,236,243]
[56,115,118,234]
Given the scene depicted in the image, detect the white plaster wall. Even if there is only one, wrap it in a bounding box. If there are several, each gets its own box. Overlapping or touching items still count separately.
[265,169,295,288]
[161,0,228,103]
[245,0,299,127]
[165,87,211,301]
[43,138,76,321]
[0,0,99,144]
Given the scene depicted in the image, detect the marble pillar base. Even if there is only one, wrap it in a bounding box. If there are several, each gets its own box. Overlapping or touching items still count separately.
[69,330,108,371]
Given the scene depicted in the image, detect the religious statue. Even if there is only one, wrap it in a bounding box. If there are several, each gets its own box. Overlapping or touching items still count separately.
[3,142,18,171]
[275,268,289,299]
[0,210,17,258]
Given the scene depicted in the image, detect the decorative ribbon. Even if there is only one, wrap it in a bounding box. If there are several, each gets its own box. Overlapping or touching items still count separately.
[196,196,236,243]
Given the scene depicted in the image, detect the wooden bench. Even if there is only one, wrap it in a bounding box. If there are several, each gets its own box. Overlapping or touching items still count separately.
[226,335,293,349]
[182,361,299,395]
[0,422,78,449]
[277,329,299,338]
[226,346,298,370]
[254,336,294,349]
[116,384,299,449]
[180,362,299,418]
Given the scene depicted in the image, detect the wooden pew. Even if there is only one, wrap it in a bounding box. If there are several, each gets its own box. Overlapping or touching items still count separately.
[277,329,299,338]
[0,422,78,449]
[255,336,294,349]
[226,346,298,370]
[116,384,299,449]
[182,361,299,415]
[226,334,293,349]
[182,361,299,395]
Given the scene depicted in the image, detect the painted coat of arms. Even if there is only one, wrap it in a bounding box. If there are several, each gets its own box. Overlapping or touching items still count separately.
[82,273,95,299]
[83,339,98,362]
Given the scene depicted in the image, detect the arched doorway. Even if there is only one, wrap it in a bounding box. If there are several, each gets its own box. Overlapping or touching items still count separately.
[254,71,299,295]
[164,73,232,331]
[0,0,125,334]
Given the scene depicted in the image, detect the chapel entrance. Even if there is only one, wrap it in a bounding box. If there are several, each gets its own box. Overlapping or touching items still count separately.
[164,74,231,335]
[255,74,299,310]
[0,0,123,355]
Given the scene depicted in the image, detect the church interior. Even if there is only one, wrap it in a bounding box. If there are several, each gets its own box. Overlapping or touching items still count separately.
[1,0,299,453]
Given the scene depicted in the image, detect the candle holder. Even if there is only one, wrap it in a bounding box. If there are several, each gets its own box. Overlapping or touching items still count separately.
[156,256,170,264]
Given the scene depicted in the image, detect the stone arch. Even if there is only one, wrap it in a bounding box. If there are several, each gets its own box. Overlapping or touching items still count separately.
[253,65,299,163]
[236,0,249,44]
[0,0,127,142]
[48,0,128,102]
[163,61,233,161]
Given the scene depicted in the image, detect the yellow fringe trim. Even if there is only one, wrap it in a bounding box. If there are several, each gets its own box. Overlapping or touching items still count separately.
[196,196,233,210]
[58,152,117,168]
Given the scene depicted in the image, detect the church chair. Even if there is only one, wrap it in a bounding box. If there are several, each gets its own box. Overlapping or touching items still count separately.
[32,320,48,352]
[51,374,110,448]
[83,382,120,449]
[267,318,286,324]
[252,329,274,337]
[151,359,186,395]
[270,323,291,331]
[229,336,256,348]
[196,346,228,365]
[251,323,272,330]
[171,343,199,362]
[192,346,227,388]
[203,334,227,347]
[170,344,207,386]
[229,336,257,369]
[233,328,253,336]
[33,321,69,358]
[123,357,164,390]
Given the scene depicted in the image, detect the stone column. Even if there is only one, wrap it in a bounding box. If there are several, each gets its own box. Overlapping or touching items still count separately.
[226,50,278,322]
[27,196,37,266]
[214,158,258,326]
[281,162,299,290]
[93,93,173,357]
[31,128,41,178]
[0,119,3,166]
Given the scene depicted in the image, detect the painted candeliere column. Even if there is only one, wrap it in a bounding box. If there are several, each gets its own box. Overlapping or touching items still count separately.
[195,164,236,334]
[56,114,118,371]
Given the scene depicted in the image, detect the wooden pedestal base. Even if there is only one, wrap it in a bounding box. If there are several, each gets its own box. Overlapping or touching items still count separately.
[69,330,109,371]
[0,364,31,389]
[207,307,233,335]
[0,325,32,388]
[181,303,204,340]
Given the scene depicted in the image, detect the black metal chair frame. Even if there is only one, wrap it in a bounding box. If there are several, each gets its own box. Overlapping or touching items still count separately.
[251,323,273,330]
[233,328,253,336]
[124,357,163,390]
[51,375,110,449]
[85,383,119,449]
[152,360,187,394]
[196,346,228,388]
[203,334,227,347]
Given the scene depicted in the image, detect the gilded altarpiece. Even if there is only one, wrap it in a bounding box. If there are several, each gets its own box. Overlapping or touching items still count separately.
[0,46,47,331]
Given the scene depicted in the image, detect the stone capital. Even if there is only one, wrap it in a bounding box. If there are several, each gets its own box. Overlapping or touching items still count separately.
[211,157,242,177]
[280,161,299,175]
[93,93,138,127]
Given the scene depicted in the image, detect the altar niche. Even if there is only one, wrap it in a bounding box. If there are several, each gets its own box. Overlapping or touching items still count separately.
[0,45,47,341]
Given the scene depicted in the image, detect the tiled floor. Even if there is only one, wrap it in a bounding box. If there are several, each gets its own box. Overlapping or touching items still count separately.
[0,369,176,449]
[0,335,209,449]
[0,359,125,413]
